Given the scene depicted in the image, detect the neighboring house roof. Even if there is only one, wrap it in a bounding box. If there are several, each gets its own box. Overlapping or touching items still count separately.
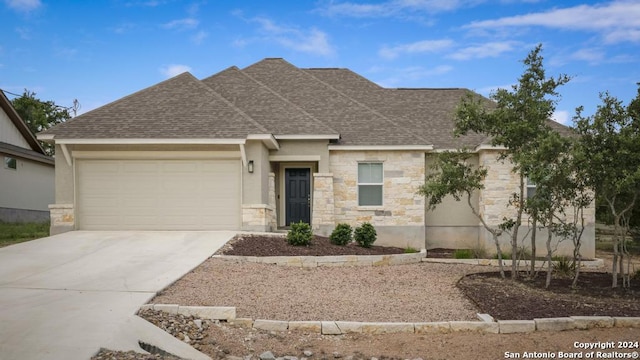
[39,58,571,149]
[0,142,54,165]
[0,90,48,155]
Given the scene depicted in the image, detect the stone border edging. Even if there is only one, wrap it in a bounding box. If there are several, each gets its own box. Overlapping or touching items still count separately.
[212,249,426,267]
[139,304,235,321]
[422,257,604,269]
[142,304,640,334]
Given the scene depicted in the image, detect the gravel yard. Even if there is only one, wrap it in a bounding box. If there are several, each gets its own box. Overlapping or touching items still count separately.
[152,258,487,322]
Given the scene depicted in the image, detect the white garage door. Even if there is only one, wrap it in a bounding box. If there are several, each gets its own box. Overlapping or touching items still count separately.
[77,159,240,230]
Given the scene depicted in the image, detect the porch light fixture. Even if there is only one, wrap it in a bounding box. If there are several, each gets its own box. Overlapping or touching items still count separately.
[248,160,254,173]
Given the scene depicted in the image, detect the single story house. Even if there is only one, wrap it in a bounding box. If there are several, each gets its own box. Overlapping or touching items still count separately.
[0,90,55,222]
[38,58,595,257]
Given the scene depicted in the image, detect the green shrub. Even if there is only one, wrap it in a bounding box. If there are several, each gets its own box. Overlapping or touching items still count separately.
[330,223,353,246]
[354,222,377,248]
[404,246,419,253]
[552,256,576,277]
[286,221,313,246]
[454,249,474,259]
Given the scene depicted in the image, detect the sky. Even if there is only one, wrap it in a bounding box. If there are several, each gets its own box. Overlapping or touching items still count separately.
[1,0,639,126]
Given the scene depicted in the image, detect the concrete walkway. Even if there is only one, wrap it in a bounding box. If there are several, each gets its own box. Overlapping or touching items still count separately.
[0,231,235,360]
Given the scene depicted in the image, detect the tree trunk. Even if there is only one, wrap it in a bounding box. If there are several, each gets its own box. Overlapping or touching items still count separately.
[612,215,621,288]
[530,217,537,277]
[511,173,525,279]
[545,212,554,288]
[467,195,505,279]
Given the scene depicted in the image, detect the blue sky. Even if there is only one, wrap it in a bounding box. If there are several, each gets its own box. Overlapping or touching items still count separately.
[1,0,638,125]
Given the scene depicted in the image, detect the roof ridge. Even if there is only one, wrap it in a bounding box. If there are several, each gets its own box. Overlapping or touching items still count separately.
[194,72,269,134]
[304,70,431,145]
[236,67,341,135]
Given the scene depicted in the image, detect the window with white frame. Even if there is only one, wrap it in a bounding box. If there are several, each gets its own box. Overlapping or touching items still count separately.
[526,178,536,198]
[4,156,17,170]
[358,162,383,206]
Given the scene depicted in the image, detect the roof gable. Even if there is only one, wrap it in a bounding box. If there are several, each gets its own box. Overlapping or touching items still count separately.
[242,58,428,146]
[0,90,46,154]
[202,66,338,136]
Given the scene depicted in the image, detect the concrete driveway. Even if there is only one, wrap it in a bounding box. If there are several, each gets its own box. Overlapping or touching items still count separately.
[0,231,235,360]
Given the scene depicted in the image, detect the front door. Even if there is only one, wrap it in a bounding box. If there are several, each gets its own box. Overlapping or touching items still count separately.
[285,168,311,225]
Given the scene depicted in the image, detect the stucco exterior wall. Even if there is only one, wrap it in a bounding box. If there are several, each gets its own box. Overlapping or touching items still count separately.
[330,150,425,249]
[0,153,54,214]
[424,153,481,250]
[270,140,330,172]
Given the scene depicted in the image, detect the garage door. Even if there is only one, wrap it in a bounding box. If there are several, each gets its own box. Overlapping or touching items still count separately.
[77,159,240,230]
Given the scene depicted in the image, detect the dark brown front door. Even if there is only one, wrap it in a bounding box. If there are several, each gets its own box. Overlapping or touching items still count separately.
[285,168,311,225]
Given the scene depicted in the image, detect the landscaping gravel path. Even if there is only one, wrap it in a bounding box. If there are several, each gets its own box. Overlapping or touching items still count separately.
[152,258,488,322]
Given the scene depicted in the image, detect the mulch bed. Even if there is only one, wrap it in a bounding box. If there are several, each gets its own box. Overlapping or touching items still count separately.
[458,271,640,320]
[217,234,407,256]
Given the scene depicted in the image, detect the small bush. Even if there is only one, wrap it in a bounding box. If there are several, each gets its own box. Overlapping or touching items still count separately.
[454,249,474,259]
[330,223,353,246]
[553,256,576,277]
[286,221,313,246]
[354,222,377,248]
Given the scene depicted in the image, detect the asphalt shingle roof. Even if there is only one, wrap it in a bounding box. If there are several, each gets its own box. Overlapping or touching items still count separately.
[41,72,265,139]
[202,66,338,136]
[242,58,428,146]
[44,57,544,149]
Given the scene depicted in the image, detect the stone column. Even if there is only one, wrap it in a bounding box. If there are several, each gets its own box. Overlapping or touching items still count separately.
[49,204,74,235]
[311,173,335,236]
[268,172,277,231]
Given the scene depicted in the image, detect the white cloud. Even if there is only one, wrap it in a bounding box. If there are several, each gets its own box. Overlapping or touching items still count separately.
[15,27,31,40]
[379,39,454,60]
[552,110,570,125]
[376,65,454,87]
[476,83,514,97]
[465,1,640,43]
[250,17,335,56]
[570,48,605,64]
[316,0,470,18]
[162,18,199,31]
[159,64,192,78]
[191,30,208,45]
[4,0,41,12]
[448,41,519,60]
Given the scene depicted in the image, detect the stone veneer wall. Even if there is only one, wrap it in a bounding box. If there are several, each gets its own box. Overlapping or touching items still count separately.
[268,173,277,231]
[477,150,596,258]
[311,173,335,235]
[49,203,74,235]
[242,205,275,232]
[330,151,425,249]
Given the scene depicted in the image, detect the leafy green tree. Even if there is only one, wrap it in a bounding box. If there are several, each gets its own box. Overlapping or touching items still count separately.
[574,87,640,288]
[418,150,506,278]
[454,44,570,279]
[11,90,72,156]
[524,131,592,288]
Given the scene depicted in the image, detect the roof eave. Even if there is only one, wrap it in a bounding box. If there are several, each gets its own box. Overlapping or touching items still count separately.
[274,134,341,140]
[328,145,434,151]
[246,134,280,150]
[48,138,248,145]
